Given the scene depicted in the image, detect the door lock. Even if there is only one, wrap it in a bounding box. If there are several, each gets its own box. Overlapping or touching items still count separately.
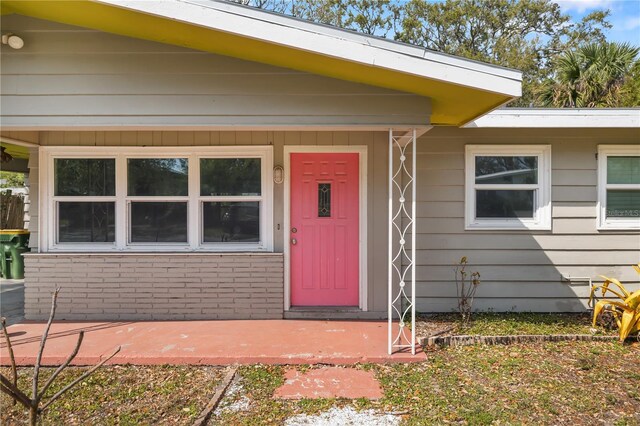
[291,238,297,245]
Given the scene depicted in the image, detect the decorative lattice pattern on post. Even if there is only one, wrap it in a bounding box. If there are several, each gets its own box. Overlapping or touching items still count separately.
[388,129,417,355]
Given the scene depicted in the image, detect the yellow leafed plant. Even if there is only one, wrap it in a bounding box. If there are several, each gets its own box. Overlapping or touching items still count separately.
[589,264,640,342]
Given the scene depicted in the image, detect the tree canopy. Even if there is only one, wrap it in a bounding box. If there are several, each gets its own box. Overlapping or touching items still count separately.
[0,171,25,188]
[230,0,639,107]
[537,42,640,107]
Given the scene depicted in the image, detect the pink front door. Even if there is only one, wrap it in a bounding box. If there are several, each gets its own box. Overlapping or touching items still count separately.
[290,153,360,306]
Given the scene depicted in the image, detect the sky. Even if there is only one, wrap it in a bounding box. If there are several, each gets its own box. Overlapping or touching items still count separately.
[555,0,640,45]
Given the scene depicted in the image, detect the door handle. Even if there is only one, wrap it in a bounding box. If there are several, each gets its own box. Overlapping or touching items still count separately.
[291,238,297,245]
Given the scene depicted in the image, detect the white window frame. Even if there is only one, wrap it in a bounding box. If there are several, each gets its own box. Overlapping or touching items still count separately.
[597,145,640,230]
[40,146,273,252]
[197,154,267,249]
[465,145,552,230]
[50,156,118,249]
[125,155,191,247]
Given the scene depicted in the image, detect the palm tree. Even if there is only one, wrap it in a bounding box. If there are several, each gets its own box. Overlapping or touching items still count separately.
[537,42,639,107]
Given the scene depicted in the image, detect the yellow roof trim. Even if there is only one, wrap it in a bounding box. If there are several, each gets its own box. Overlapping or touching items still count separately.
[1,0,520,126]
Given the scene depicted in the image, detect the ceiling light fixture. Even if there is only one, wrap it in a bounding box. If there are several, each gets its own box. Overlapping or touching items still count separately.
[1,33,24,49]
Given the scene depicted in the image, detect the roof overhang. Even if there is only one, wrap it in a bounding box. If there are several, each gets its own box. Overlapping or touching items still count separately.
[0,0,522,126]
[465,108,640,128]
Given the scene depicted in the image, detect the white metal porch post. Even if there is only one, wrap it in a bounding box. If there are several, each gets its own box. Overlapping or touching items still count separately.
[388,128,417,355]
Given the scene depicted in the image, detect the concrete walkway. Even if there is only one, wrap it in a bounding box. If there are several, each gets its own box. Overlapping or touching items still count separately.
[0,320,424,366]
[275,367,384,399]
[0,279,24,325]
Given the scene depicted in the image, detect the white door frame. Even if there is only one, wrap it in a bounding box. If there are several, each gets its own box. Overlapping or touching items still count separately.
[283,145,368,311]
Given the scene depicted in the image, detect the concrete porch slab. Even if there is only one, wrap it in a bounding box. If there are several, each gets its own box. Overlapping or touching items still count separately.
[0,320,424,366]
[275,367,384,399]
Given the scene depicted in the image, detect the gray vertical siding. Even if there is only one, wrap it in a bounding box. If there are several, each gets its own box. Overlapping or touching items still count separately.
[413,127,640,312]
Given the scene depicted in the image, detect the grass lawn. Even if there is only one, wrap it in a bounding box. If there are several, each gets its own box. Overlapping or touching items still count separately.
[415,312,619,338]
[0,365,227,425]
[217,342,639,425]
[1,343,638,425]
[1,313,637,425]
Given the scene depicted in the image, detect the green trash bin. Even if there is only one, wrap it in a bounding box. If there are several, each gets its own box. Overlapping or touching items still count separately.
[0,229,30,280]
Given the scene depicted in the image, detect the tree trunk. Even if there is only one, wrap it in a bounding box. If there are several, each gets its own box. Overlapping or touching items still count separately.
[30,406,37,426]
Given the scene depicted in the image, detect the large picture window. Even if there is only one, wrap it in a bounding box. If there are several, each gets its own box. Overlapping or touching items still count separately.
[465,145,551,230]
[598,145,640,230]
[43,147,273,251]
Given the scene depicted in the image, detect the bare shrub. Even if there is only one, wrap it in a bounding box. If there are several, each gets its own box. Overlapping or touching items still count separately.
[454,257,481,326]
[0,288,120,426]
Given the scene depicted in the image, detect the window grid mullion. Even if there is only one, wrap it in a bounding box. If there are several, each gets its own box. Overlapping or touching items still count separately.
[52,196,117,202]
[125,197,190,202]
[198,196,263,202]
[115,154,127,250]
[473,184,540,191]
[605,184,640,190]
[189,154,199,249]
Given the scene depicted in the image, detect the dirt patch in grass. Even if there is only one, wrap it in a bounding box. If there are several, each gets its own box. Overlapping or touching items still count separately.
[214,342,639,425]
[415,312,618,339]
[1,365,227,425]
[214,365,378,425]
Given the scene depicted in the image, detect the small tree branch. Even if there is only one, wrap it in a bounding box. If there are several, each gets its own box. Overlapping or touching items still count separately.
[33,287,60,401]
[0,382,21,404]
[36,331,84,403]
[1,317,18,405]
[0,374,31,409]
[1,382,31,410]
[40,346,121,412]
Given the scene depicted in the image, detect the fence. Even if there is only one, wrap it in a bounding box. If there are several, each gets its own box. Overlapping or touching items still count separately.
[1,190,25,229]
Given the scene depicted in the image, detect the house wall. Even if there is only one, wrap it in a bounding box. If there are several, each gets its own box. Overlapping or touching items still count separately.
[20,130,390,320]
[8,127,640,319]
[0,15,430,128]
[414,127,640,312]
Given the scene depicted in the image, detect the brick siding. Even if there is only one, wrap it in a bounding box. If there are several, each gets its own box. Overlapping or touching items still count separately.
[23,253,284,320]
